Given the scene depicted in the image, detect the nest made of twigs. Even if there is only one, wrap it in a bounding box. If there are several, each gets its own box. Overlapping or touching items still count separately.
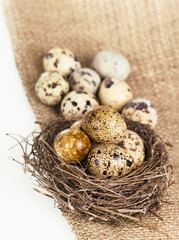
[24,117,173,223]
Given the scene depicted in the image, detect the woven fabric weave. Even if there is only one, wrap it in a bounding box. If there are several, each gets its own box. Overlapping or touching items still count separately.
[3,0,179,239]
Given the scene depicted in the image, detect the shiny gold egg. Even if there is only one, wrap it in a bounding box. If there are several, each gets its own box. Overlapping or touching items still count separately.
[53,129,91,163]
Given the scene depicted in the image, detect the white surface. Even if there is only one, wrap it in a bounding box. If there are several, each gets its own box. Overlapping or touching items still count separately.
[0,2,75,240]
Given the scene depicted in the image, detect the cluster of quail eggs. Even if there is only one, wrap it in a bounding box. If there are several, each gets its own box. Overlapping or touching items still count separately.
[35,47,158,178]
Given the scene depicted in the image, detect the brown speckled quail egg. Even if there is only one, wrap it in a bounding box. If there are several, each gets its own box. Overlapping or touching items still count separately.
[98,77,133,111]
[91,50,130,80]
[81,105,127,144]
[122,98,158,128]
[53,129,91,163]
[61,91,99,121]
[87,143,137,178]
[69,68,101,94]
[35,72,70,106]
[118,130,145,168]
[43,47,81,76]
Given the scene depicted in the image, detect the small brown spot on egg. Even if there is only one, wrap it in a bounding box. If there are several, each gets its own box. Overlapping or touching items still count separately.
[86,100,91,106]
[104,79,114,88]
[113,153,119,160]
[126,160,132,167]
[125,102,137,109]
[46,52,53,58]
[72,101,77,106]
[70,67,74,72]
[61,92,65,99]
[95,159,100,165]
[93,125,98,130]
[118,141,125,148]
[52,83,57,88]
[74,56,78,61]
[135,141,140,146]
[54,59,59,68]
[92,80,96,86]
[82,109,87,114]
[103,171,107,175]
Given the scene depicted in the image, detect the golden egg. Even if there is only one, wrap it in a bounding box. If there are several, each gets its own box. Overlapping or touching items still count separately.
[53,129,91,163]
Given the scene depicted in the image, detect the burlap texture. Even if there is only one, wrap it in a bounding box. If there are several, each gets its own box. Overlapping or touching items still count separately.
[3,0,179,239]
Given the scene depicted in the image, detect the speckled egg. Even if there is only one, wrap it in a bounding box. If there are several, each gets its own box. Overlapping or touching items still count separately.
[87,143,137,178]
[98,77,133,111]
[61,91,99,121]
[43,47,81,76]
[81,105,127,143]
[91,50,130,80]
[69,68,101,94]
[35,72,70,106]
[53,129,91,163]
[118,130,145,168]
[122,98,158,128]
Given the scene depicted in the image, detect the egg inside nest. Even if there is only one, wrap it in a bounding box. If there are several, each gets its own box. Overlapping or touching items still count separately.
[86,129,145,179]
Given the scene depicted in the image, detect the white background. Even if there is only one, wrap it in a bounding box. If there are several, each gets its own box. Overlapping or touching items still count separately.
[0,1,75,239]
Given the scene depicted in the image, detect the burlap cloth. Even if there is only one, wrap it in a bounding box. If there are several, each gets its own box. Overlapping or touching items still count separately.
[3,0,179,239]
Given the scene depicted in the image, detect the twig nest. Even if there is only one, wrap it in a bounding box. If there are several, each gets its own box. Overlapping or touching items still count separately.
[43,47,81,76]
[60,90,99,121]
[26,117,172,222]
[69,68,101,94]
[81,105,127,143]
[91,50,130,80]
[53,128,91,163]
[98,77,133,111]
[122,98,158,128]
[35,72,69,106]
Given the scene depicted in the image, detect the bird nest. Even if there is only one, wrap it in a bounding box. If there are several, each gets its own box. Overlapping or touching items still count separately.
[24,117,173,223]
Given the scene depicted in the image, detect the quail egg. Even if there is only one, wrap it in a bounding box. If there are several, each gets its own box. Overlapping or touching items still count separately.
[43,47,81,76]
[61,90,99,121]
[118,130,145,168]
[122,98,158,128]
[87,143,137,178]
[35,72,69,106]
[69,68,101,94]
[98,77,133,111]
[91,50,130,80]
[81,105,127,143]
[53,129,91,163]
